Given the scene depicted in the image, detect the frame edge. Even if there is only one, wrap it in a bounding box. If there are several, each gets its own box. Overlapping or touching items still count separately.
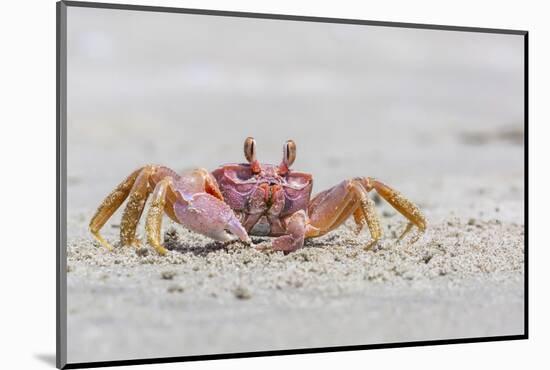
[62,0,527,35]
[57,1,68,369]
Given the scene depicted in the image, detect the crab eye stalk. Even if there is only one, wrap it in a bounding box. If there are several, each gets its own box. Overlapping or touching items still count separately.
[244,137,261,174]
[284,140,296,167]
[244,137,256,163]
[279,139,296,175]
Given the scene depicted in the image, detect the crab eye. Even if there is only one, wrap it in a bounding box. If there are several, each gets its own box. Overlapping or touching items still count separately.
[283,140,296,167]
[244,137,256,163]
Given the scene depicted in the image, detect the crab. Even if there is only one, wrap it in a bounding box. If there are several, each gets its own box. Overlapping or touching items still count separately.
[89,137,427,255]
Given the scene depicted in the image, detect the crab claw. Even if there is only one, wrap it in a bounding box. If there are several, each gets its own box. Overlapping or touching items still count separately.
[173,193,251,244]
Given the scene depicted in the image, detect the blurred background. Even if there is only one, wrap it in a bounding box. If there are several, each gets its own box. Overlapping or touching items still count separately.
[67,7,524,218]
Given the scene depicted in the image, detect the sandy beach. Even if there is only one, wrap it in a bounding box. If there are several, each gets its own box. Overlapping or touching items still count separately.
[65,7,525,364]
[66,171,524,362]
[67,217,524,360]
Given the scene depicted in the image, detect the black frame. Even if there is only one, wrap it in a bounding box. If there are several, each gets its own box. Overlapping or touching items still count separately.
[56,1,529,368]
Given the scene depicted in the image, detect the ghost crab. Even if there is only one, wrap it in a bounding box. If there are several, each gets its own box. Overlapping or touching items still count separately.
[89,137,426,255]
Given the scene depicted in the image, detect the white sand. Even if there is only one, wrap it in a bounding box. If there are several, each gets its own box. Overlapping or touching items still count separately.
[66,199,524,362]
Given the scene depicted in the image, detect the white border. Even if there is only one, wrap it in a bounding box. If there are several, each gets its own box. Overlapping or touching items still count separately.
[3,0,546,369]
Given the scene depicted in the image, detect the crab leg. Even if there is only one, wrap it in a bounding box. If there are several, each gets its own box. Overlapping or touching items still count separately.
[119,166,155,247]
[89,165,178,251]
[306,182,356,233]
[306,179,382,249]
[89,167,142,251]
[272,210,309,253]
[362,177,427,242]
[145,177,174,256]
[354,183,383,249]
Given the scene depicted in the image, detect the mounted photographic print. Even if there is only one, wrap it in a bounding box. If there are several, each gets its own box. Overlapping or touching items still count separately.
[57,1,528,368]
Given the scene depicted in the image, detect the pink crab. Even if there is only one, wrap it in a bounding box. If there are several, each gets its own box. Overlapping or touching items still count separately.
[89,137,426,255]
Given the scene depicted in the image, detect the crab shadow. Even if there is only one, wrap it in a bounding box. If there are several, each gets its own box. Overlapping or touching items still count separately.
[163,232,350,257]
[164,240,231,257]
[164,237,273,257]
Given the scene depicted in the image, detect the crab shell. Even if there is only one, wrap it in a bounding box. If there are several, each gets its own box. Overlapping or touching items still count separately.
[211,163,313,237]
